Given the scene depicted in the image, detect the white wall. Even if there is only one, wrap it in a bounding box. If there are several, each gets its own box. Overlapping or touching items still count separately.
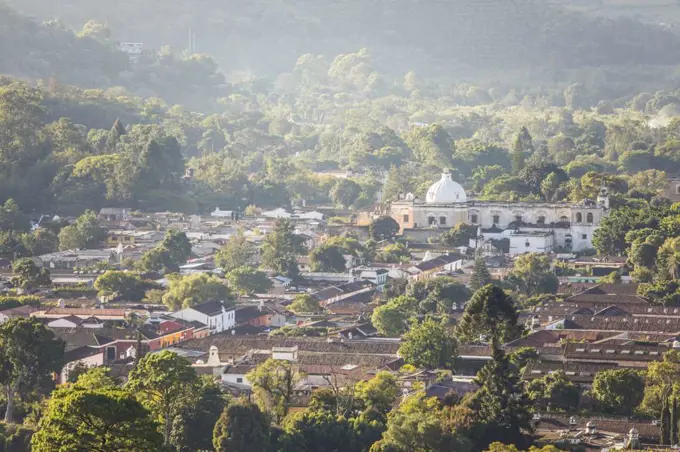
[60,352,105,384]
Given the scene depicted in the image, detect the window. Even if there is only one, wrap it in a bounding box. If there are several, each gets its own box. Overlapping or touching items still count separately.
[236,377,243,383]
[576,212,583,223]
[559,216,568,222]
[470,214,478,224]
[428,216,436,225]
[515,215,522,223]
[439,216,447,225]
[106,346,116,362]
[676,185,680,194]
[537,216,546,225]
[402,214,409,223]
[587,213,593,223]
[582,234,587,240]
[493,215,500,224]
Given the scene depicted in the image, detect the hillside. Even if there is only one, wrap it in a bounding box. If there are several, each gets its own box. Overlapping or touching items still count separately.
[5,0,680,79]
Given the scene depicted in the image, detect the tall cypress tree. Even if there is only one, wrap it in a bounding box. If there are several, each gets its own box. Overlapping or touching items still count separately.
[662,386,672,445]
[470,258,492,291]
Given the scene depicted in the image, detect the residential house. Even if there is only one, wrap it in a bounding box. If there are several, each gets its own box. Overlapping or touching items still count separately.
[59,347,105,384]
[33,250,114,270]
[171,300,235,334]
[0,305,38,324]
[98,208,129,222]
[407,253,464,281]
[234,304,287,328]
[350,266,389,290]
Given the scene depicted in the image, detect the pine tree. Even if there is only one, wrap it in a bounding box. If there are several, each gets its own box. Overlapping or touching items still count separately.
[662,386,672,445]
[511,127,532,174]
[470,258,492,291]
[106,118,126,151]
[470,340,532,448]
[672,395,679,445]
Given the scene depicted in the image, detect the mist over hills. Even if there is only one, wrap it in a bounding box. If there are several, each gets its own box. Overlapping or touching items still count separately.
[4,0,680,81]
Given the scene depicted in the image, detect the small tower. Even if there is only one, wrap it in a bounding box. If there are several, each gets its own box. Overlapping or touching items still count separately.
[597,184,610,209]
[585,420,596,436]
[626,426,640,450]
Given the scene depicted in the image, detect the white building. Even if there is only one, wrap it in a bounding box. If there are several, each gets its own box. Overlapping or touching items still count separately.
[171,300,235,334]
[389,170,609,254]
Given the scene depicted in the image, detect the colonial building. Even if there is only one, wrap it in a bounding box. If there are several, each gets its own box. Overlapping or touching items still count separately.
[389,170,609,253]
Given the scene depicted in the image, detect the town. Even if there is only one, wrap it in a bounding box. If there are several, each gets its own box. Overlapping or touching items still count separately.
[4,0,680,450]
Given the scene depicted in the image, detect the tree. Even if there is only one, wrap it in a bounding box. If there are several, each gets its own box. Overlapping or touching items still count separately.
[0,318,65,423]
[369,216,400,241]
[280,410,357,452]
[262,219,306,279]
[354,371,401,419]
[214,230,256,272]
[456,285,521,344]
[371,302,409,337]
[438,223,477,247]
[511,127,532,174]
[94,270,150,301]
[0,199,29,235]
[591,368,644,415]
[225,266,273,295]
[159,230,192,266]
[399,316,457,370]
[246,358,302,423]
[213,398,270,452]
[505,253,558,297]
[331,178,362,208]
[137,246,179,273]
[374,393,469,452]
[125,350,199,445]
[641,350,680,416]
[470,259,492,291]
[408,276,472,313]
[172,377,227,452]
[288,294,323,314]
[161,273,233,310]
[58,210,105,250]
[17,228,58,256]
[309,244,347,272]
[526,371,580,412]
[11,258,50,290]
[469,343,532,449]
[31,386,163,452]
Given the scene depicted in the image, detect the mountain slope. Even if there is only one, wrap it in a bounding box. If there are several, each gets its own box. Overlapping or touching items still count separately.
[5,0,680,78]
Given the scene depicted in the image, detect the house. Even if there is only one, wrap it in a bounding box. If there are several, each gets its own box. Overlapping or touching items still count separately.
[33,250,114,270]
[98,207,129,222]
[234,304,287,328]
[171,300,235,334]
[350,266,389,290]
[311,280,376,305]
[211,208,236,219]
[59,347,105,384]
[48,315,104,329]
[407,253,464,281]
[0,305,39,324]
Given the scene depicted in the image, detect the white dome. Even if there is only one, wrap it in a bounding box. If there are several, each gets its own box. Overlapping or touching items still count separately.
[426,171,467,203]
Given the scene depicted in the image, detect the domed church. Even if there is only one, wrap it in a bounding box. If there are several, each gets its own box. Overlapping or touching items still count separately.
[388,170,609,254]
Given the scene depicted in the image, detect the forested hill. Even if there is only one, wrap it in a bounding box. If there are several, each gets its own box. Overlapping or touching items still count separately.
[5,0,680,78]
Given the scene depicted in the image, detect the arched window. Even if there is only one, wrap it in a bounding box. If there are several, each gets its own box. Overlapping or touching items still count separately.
[537,216,546,225]
[439,216,447,225]
[560,216,569,222]
[428,216,436,225]
[587,212,593,223]
[576,212,583,223]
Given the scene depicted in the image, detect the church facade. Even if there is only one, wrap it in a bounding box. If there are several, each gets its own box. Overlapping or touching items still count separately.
[389,171,609,254]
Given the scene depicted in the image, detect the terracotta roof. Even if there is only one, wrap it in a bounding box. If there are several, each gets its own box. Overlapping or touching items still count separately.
[523,361,619,382]
[563,342,669,361]
[176,335,400,356]
[189,300,230,316]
